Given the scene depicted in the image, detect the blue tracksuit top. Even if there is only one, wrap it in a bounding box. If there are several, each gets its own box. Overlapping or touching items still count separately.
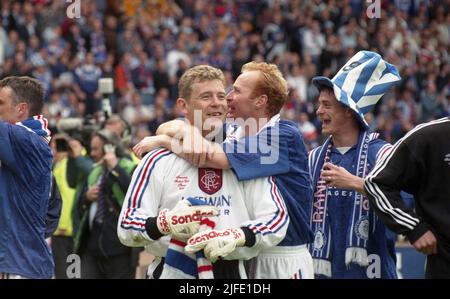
[0,121,54,278]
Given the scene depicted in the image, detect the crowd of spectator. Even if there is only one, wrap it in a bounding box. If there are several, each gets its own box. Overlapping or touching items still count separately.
[0,0,448,150]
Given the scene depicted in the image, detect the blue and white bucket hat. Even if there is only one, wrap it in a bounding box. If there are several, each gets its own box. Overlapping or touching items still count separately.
[312,51,401,129]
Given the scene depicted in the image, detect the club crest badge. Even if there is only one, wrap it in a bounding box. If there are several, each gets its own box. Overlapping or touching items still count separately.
[198,168,222,195]
[355,217,370,241]
[313,230,327,251]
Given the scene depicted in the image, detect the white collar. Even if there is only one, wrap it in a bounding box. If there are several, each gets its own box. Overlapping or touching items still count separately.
[256,113,280,135]
[226,114,281,141]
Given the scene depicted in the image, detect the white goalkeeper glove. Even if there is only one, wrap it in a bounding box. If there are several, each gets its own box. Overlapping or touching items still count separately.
[185,228,246,263]
[156,200,219,240]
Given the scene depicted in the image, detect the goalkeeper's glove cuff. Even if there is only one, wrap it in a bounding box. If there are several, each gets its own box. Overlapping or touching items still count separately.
[240,227,256,247]
[145,216,165,240]
[156,208,171,235]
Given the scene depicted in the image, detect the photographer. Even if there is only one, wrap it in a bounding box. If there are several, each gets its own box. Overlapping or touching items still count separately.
[56,116,104,240]
[49,134,77,279]
[74,129,136,279]
[103,114,138,163]
[66,134,94,237]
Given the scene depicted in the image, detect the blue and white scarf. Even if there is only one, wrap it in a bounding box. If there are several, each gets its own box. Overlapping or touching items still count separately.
[16,115,51,143]
[310,131,376,277]
[161,197,217,279]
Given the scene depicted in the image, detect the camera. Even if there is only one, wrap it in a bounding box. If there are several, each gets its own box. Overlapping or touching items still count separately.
[56,117,102,153]
[55,137,70,152]
[54,77,115,153]
[98,78,114,120]
[98,78,114,94]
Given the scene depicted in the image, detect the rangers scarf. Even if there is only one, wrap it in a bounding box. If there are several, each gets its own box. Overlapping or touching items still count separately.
[310,131,377,277]
[161,197,217,279]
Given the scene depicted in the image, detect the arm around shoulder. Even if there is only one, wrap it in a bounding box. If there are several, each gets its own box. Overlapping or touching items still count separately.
[156,119,186,137]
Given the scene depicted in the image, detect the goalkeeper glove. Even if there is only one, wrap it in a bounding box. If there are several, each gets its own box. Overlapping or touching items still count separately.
[185,228,246,263]
[156,200,219,240]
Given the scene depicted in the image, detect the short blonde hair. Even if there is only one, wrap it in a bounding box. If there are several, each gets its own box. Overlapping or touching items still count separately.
[178,65,225,100]
[241,62,289,117]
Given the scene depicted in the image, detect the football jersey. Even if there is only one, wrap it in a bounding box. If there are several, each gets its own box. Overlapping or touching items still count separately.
[223,114,314,246]
[117,148,289,261]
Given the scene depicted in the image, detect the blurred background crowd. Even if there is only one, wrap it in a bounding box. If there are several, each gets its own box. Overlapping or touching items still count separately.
[0,0,448,151]
[0,0,448,278]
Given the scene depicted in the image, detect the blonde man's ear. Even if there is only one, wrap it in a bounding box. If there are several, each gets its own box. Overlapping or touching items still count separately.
[176,97,188,116]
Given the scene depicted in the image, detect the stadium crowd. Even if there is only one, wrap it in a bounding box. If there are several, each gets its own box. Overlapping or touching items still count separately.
[0,0,448,150]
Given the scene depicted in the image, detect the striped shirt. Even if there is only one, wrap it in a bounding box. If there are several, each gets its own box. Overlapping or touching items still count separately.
[117,148,289,261]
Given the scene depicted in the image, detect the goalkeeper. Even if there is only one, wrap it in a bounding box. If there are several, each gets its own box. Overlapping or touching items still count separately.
[134,62,315,279]
[117,65,289,279]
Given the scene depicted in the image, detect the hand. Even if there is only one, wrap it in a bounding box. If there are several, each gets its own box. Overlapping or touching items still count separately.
[156,119,186,137]
[181,126,214,167]
[412,230,437,255]
[157,200,219,240]
[321,162,365,194]
[103,152,118,170]
[185,228,246,263]
[133,136,163,159]
[86,185,100,202]
[68,139,83,158]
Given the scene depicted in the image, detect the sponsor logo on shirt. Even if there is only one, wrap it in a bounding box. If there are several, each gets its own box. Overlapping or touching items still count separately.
[326,187,360,198]
[182,195,232,216]
[198,168,222,195]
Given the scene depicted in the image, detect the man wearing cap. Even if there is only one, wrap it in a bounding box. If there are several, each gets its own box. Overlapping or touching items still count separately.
[308,51,402,278]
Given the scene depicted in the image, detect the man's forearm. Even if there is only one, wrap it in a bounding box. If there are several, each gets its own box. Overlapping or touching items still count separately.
[158,134,179,153]
[156,119,186,138]
[160,134,231,170]
[204,143,230,169]
[353,176,366,195]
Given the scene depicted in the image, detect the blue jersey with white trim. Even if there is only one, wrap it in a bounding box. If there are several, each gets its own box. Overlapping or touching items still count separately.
[223,116,314,246]
[117,148,289,260]
[0,121,53,278]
